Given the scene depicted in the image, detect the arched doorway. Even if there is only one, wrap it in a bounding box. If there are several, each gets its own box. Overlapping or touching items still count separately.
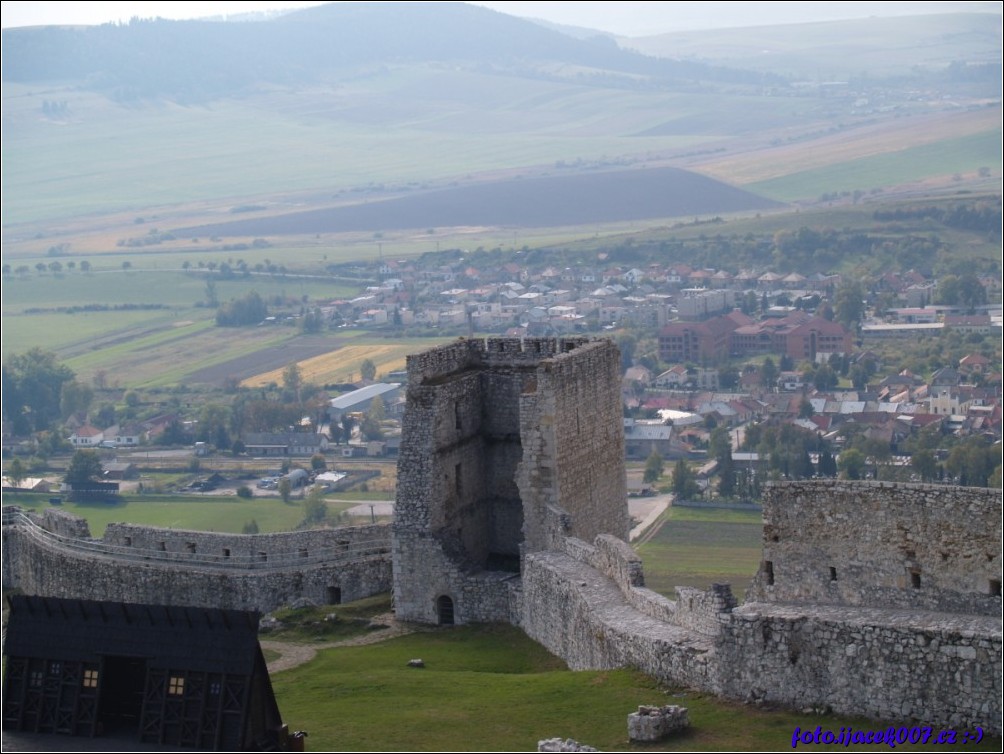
[436,595,455,625]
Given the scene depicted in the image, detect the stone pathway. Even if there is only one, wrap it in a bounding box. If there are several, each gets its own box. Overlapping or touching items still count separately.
[262,612,425,673]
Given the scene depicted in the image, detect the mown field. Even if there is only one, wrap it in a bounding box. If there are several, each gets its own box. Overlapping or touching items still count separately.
[2,491,356,537]
[6,65,994,239]
[636,506,763,599]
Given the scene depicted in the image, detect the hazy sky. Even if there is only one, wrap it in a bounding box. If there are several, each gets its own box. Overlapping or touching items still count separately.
[1,1,1000,36]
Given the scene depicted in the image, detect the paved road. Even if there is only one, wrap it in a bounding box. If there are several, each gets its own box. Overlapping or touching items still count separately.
[628,493,672,542]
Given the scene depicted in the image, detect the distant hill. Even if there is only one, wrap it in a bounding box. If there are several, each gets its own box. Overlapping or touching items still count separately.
[0,1,773,102]
[621,13,1002,81]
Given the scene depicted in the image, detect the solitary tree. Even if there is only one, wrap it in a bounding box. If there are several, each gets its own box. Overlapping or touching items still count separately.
[65,449,104,489]
[283,362,302,401]
[6,457,27,488]
[278,477,293,503]
[833,279,865,330]
[360,358,377,382]
[798,398,815,419]
[302,486,328,526]
[643,449,664,484]
[760,357,778,391]
[671,459,699,499]
[204,278,219,308]
[838,448,866,480]
[911,449,939,483]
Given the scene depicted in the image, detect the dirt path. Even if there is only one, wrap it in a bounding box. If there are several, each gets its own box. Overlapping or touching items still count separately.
[262,612,427,673]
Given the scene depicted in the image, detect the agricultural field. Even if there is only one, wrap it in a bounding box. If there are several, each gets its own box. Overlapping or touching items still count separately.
[636,506,763,599]
[240,340,447,387]
[695,108,1001,191]
[181,167,782,238]
[1,74,771,229]
[748,130,1002,203]
[0,265,363,385]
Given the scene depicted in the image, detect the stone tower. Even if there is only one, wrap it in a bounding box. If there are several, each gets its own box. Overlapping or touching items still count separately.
[392,337,628,625]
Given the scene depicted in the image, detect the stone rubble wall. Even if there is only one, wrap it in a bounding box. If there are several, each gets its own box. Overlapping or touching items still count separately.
[556,533,733,635]
[521,549,718,687]
[102,521,389,564]
[627,705,689,742]
[2,508,393,613]
[391,530,520,625]
[719,603,1002,732]
[518,481,1002,734]
[522,538,1001,733]
[41,507,92,538]
[747,481,1002,615]
[537,737,598,752]
[517,340,628,554]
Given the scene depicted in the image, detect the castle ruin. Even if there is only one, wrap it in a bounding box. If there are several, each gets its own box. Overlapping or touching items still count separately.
[2,336,1000,734]
[392,337,1002,733]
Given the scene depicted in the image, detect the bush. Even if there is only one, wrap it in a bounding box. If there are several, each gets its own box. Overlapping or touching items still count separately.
[236,485,253,499]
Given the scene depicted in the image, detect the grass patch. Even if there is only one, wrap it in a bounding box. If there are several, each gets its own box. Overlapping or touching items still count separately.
[636,506,762,599]
[272,623,655,752]
[266,594,393,643]
[2,492,324,536]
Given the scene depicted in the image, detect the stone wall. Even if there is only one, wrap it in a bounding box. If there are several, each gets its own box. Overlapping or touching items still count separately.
[2,507,393,614]
[718,603,1001,731]
[747,481,1002,615]
[102,521,388,567]
[517,340,628,553]
[518,482,1002,734]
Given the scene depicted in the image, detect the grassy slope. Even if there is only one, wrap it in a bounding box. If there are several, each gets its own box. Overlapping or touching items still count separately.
[272,622,1002,752]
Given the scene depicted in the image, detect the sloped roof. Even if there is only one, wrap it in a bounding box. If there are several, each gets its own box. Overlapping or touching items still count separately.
[328,382,401,410]
[5,595,260,675]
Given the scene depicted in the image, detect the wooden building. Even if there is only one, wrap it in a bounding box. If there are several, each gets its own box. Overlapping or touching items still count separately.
[2,595,287,750]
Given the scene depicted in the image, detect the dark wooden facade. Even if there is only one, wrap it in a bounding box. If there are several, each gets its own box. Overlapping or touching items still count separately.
[2,596,285,750]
